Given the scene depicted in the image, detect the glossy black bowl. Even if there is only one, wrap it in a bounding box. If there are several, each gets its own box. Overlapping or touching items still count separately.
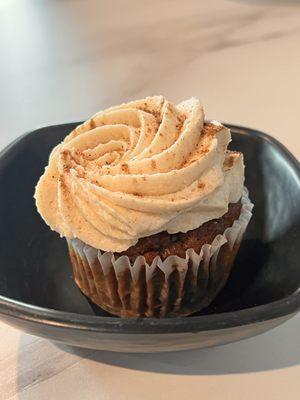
[0,123,299,352]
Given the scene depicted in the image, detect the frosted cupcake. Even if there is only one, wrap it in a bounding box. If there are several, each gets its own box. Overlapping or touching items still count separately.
[35,96,253,317]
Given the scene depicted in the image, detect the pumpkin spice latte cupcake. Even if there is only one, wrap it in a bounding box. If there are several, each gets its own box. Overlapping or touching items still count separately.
[35,96,253,317]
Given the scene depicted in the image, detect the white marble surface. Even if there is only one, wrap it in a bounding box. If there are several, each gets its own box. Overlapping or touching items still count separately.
[0,0,300,399]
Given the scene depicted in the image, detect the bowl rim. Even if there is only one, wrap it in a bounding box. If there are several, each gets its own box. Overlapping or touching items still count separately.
[0,122,299,335]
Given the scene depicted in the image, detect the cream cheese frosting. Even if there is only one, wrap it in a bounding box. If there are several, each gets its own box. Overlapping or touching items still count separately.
[34,96,245,252]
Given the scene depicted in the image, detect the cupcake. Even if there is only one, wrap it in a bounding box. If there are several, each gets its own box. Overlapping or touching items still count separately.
[35,96,253,318]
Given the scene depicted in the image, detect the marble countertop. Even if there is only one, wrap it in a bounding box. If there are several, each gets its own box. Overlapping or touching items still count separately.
[0,0,299,399]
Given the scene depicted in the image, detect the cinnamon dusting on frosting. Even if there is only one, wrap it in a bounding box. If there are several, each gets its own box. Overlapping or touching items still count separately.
[225,152,241,171]
[34,96,244,252]
[151,159,157,169]
[121,163,130,174]
[89,119,96,129]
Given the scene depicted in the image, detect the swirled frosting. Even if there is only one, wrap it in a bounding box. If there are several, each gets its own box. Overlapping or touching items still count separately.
[35,96,244,252]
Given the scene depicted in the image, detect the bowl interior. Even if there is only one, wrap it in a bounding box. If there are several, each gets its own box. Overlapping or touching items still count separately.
[0,123,299,318]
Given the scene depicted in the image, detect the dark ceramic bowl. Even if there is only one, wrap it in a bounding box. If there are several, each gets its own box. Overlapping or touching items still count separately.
[0,123,299,352]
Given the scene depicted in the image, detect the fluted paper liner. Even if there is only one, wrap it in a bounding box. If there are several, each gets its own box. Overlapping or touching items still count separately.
[67,188,253,318]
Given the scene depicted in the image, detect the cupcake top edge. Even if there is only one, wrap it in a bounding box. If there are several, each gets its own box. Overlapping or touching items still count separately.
[34,96,245,252]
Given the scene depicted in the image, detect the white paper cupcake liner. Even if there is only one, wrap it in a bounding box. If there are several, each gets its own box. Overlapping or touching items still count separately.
[67,188,253,317]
